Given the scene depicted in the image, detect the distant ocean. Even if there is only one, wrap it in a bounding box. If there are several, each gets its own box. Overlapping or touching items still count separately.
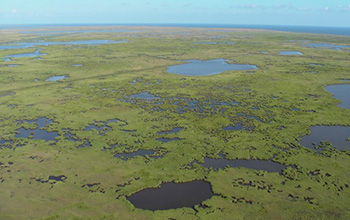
[1,24,349,36]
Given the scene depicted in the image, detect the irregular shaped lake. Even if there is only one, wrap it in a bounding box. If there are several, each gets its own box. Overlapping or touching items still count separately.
[325,84,350,109]
[167,59,258,76]
[300,126,350,151]
[126,180,213,210]
[279,51,303,55]
[304,43,350,50]
[0,40,127,50]
[15,117,58,141]
[5,49,47,58]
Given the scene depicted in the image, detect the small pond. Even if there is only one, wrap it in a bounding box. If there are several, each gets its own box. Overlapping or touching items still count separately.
[167,59,258,76]
[130,92,160,100]
[325,84,350,109]
[157,137,181,143]
[222,123,244,131]
[279,51,303,55]
[126,180,213,210]
[46,76,67,82]
[5,49,47,58]
[72,64,83,67]
[194,41,234,45]
[300,126,350,152]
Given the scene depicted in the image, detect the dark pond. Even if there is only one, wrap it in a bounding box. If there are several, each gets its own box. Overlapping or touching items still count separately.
[325,84,350,109]
[126,180,213,210]
[0,40,127,50]
[15,117,58,141]
[279,51,303,55]
[304,43,350,50]
[300,126,350,151]
[167,59,258,76]
[114,150,160,160]
[46,75,67,82]
[222,123,244,131]
[49,175,67,182]
[156,138,181,143]
[158,127,184,135]
[5,49,47,58]
[0,139,13,148]
[130,92,160,100]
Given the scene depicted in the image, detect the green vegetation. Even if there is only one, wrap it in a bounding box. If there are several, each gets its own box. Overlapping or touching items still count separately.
[0,26,349,220]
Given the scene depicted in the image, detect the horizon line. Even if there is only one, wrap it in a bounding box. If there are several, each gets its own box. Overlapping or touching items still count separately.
[0,23,349,28]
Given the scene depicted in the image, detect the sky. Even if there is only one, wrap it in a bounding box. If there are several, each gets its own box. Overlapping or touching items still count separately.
[1,0,350,27]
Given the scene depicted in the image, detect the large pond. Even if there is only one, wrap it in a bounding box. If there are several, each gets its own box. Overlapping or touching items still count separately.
[167,59,258,76]
[126,180,213,210]
[15,117,58,141]
[325,84,350,109]
[304,43,350,50]
[0,40,127,50]
[300,126,350,152]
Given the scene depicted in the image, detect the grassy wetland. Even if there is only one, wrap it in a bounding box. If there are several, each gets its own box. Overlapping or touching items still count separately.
[0,25,349,220]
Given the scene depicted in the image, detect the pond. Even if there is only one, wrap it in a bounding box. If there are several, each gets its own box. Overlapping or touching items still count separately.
[129,92,160,100]
[167,59,258,76]
[5,49,47,58]
[325,84,350,109]
[222,123,244,131]
[0,40,128,50]
[72,64,83,67]
[126,180,213,210]
[304,43,350,50]
[46,75,67,82]
[279,51,303,55]
[299,126,350,152]
[15,117,58,141]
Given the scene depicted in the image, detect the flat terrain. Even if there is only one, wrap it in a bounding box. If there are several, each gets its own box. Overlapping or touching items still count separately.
[0,26,349,220]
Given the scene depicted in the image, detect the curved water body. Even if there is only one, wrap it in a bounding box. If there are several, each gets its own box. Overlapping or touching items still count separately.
[5,49,47,58]
[126,180,213,210]
[0,40,127,50]
[167,59,258,76]
[304,43,350,50]
[325,84,350,109]
[300,126,350,151]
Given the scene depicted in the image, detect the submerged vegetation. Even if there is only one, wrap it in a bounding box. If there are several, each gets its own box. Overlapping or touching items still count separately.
[0,26,349,220]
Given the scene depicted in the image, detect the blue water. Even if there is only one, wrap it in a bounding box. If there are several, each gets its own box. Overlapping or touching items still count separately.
[5,49,47,58]
[167,59,258,76]
[1,24,349,36]
[0,40,127,50]
[279,51,303,55]
[46,75,67,81]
